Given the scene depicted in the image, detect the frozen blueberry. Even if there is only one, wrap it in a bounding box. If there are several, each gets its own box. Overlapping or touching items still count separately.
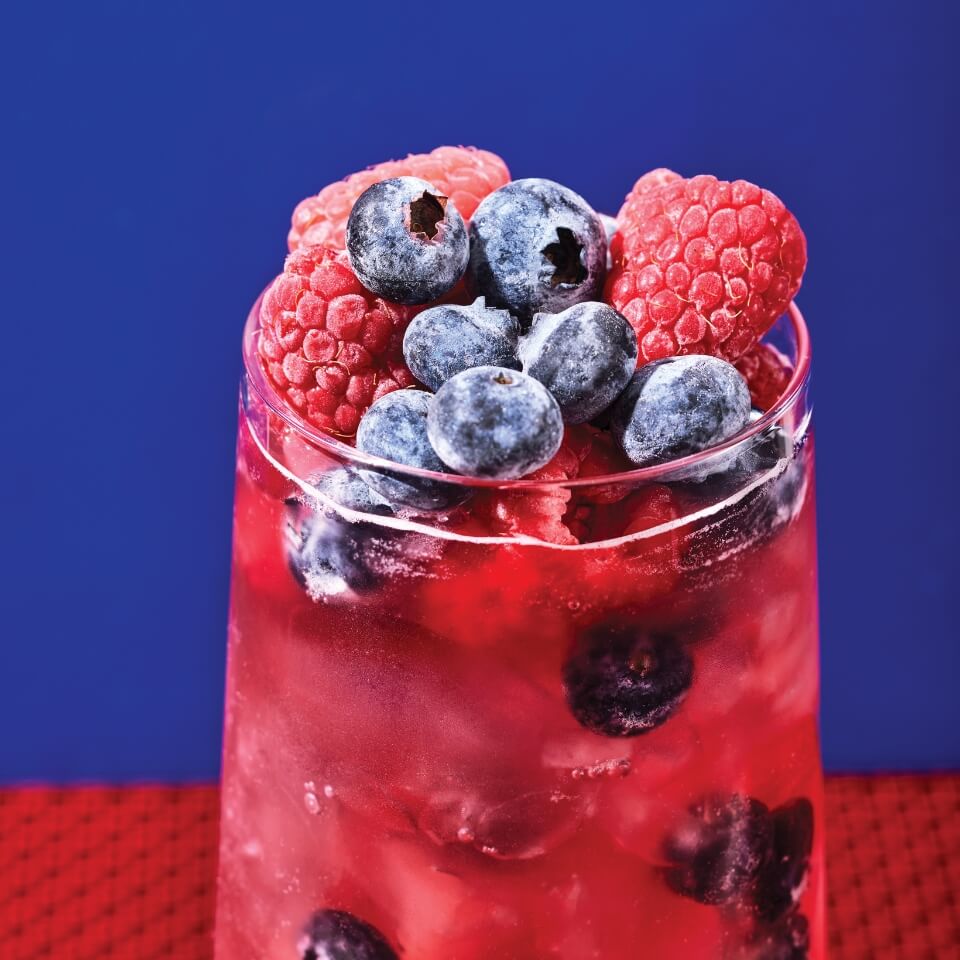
[298,909,398,960]
[468,178,607,321]
[285,468,398,596]
[402,296,521,391]
[599,212,618,270]
[427,366,563,479]
[346,176,469,305]
[676,411,792,498]
[562,626,693,737]
[753,797,814,922]
[356,390,470,511]
[611,355,752,467]
[519,302,638,423]
[745,913,810,960]
[663,794,773,906]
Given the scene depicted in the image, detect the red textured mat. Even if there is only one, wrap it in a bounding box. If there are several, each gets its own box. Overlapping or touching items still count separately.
[0,777,957,959]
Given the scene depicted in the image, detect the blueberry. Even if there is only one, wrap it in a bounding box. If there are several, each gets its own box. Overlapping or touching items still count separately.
[346,176,469,305]
[753,797,814,922]
[611,355,752,467]
[676,411,791,498]
[562,626,693,737]
[599,212,618,270]
[468,178,607,321]
[356,390,470,511]
[744,913,810,960]
[519,302,637,423]
[285,468,396,596]
[663,794,773,905]
[298,909,398,960]
[402,296,520,391]
[427,366,563,480]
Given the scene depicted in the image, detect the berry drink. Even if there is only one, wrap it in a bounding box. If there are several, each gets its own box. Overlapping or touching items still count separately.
[216,154,823,959]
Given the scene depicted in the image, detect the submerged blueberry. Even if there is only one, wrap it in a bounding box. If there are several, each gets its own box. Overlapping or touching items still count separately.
[356,390,470,511]
[519,302,637,423]
[753,797,815,922]
[346,176,469,304]
[562,626,693,737]
[427,366,563,480]
[611,355,752,467]
[663,794,773,906]
[744,913,810,960]
[285,468,396,596]
[402,296,520,391]
[468,178,607,321]
[298,909,398,960]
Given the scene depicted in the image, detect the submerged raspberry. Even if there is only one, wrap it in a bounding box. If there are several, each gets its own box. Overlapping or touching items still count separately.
[289,146,510,252]
[258,246,417,437]
[607,170,806,364]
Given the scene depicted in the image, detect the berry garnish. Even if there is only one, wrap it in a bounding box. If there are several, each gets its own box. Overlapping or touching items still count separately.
[298,909,398,960]
[285,468,396,596]
[563,626,693,737]
[611,355,751,467]
[346,176,469,305]
[607,170,806,363]
[427,366,564,480]
[468,178,607,321]
[663,794,773,905]
[753,797,814,922]
[257,245,416,437]
[741,913,810,960]
[519,302,638,424]
[289,145,510,251]
[402,296,520,392]
[356,390,470,511]
[735,342,794,411]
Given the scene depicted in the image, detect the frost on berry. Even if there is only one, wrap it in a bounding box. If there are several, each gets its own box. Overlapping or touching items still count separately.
[288,146,511,252]
[257,246,417,438]
[606,171,807,365]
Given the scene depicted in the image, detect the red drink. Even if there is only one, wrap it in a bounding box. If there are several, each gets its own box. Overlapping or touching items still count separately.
[216,305,823,959]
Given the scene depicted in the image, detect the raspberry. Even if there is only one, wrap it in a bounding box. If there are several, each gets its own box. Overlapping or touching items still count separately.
[606,170,806,364]
[472,435,588,544]
[257,245,417,437]
[734,342,794,411]
[288,146,510,252]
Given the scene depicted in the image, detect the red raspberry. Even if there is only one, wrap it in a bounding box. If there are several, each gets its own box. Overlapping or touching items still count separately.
[606,170,806,364]
[472,437,585,545]
[734,342,794,410]
[288,146,510,252]
[257,245,417,437]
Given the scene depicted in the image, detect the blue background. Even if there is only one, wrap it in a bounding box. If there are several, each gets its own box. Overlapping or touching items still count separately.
[1,1,955,783]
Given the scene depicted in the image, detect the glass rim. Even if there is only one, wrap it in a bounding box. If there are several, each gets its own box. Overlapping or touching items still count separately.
[242,294,811,491]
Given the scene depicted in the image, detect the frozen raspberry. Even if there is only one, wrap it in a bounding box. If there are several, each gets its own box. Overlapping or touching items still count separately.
[735,342,794,411]
[258,245,417,437]
[471,435,587,544]
[607,170,806,364]
[289,146,511,252]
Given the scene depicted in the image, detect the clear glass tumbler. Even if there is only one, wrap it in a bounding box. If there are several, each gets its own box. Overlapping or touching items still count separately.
[215,302,823,959]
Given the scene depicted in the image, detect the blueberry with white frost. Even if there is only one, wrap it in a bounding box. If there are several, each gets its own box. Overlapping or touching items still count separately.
[611,355,752,466]
[285,467,396,596]
[427,366,563,479]
[519,302,637,424]
[599,212,618,270]
[356,390,470,511]
[402,296,520,391]
[346,176,469,305]
[468,178,607,321]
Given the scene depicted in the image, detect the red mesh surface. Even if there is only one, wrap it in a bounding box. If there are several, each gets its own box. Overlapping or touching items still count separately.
[0,776,957,959]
